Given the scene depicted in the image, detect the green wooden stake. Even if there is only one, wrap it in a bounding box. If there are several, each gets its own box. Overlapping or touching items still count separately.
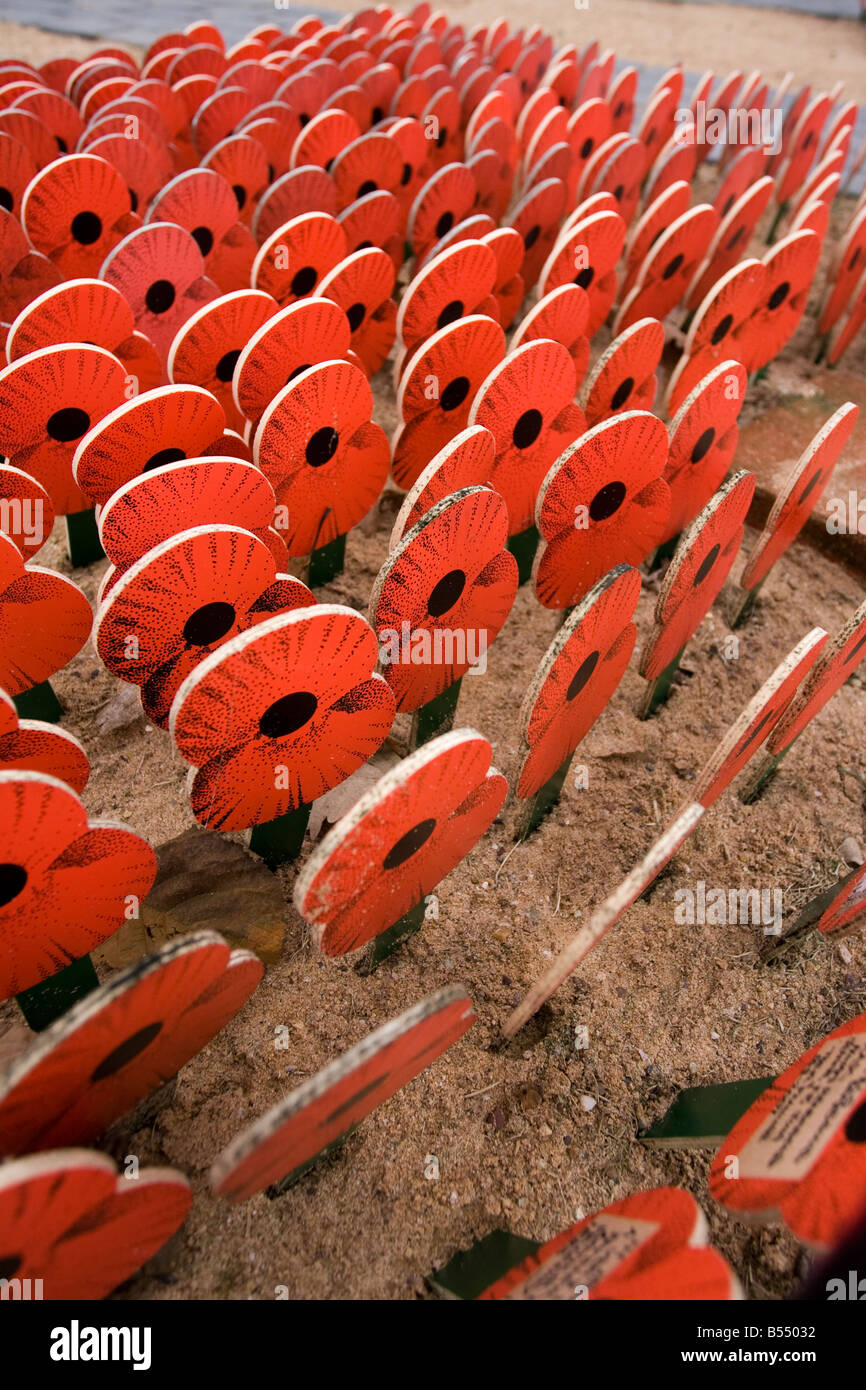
[639,1075,775,1149]
[515,751,574,840]
[410,677,462,748]
[266,1131,351,1198]
[729,577,765,629]
[65,507,104,567]
[356,898,426,975]
[249,803,312,869]
[647,533,679,572]
[748,365,769,388]
[308,532,346,587]
[13,680,62,722]
[739,745,790,804]
[506,525,539,587]
[637,646,685,720]
[429,1230,540,1300]
[16,954,100,1031]
[766,202,786,245]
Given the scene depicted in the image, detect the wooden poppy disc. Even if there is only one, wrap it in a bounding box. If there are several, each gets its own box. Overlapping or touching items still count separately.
[389,424,496,548]
[210,985,476,1201]
[764,598,866,758]
[0,693,89,792]
[0,461,53,560]
[234,296,351,426]
[579,317,664,427]
[296,729,506,954]
[663,360,747,542]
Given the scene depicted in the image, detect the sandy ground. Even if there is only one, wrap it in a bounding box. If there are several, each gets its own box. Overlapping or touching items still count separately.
[2,6,866,1301]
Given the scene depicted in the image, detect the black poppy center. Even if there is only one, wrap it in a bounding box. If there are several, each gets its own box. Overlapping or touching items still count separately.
[610,377,634,410]
[0,863,27,908]
[145,446,186,471]
[145,279,176,315]
[346,302,366,332]
[0,187,13,213]
[580,137,593,159]
[768,280,790,311]
[427,567,466,616]
[662,252,684,281]
[401,161,412,186]
[216,348,241,383]
[306,426,339,467]
[91,1021,163,1081]
[357,178,378,198]
[192,225,214,256]
[259,690,318,738]
[844,1097,866,1143]
[47,407,90,443]
[711,313,733,345]
[437,298,463,330]
[566,649,600,700]
[435,209,454,238]
[288,362,311,383]
[691,426,715,463]
[291,265,317,296]
[441,376,469,412]
[0,1255,22,1280]
[574,265,594,290]
[383,817,437,870]
[798,469,823,505]
[524,224,540,250]
[183,601,236,646]
[232,184,247,210]
[693,542,720,586]
[513,408,542,449]
[71,209,102,245]
[589,479,626,522]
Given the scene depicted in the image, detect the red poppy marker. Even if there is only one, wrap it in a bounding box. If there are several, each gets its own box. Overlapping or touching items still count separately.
[0,768,156,1028]
[252,210,348,306]
[21,153,134,278]
[390,424,496,546]
[0,461,53,561]
[510,283,590,383]
[763,859,866,958]
[516,564,641,835]
[740,598,866,803]
[95,524,313,727]
[692,626,828,808]
[615,204,719,334]
[0,930,262,1153]
[371,485,517,743]
[664,258,765,417]
[210,985,475,1200]
[639,471,755,717]
[709,1011,866,1249]
[254,357,389,584]
[579,317,664,427]
[233,296,350,427]
[73,383,227,508]
[0,1150,192,1300]
[392,313,505,490]
[314,246,397,376]
[662,360,747,545]
[503,804,704,1037]
[0,531,92,715]
[98,456,284,577]
[252,165,337,244]
[734,230,821,375]
[454,1188,739,1300]
[167,288,278,432]
[685,177,774,313]
[539,209,626,335]
[170,605,394,865]
[148,166,258,293]
[733,403,859,625]
[468,338,585,582]
[100,221,220,369]
[408,162,477,259]
[536,411,670,610]
[0,687,88,792]
[397,239,498,354]
[295,729,505,968]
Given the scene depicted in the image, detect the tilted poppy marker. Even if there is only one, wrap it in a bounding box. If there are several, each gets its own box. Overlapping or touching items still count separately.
[435,1187,738,1300]
[579,318,664,428]
[468,338,585,582]
[295,729,506,970]
[169,606,395,867]
[390,425,496,548]
[732,403,859,627]
[166,288,278,433]
[0,686,89,791]
[233,297,351,429]
[662,360,747,546]
[0,1149,192,1300]
[0,930,262,1155]
[762,859,866,959]
[535,411,671,610]
[21,153,134,279]
[740,598,866,803]
[0,462,54,563]
[0,531,92,722]
[709,1011,866,1250]
[100,221,220,369]
[254,358,389,586]
[210,985,476,1200]
[0,770,157,1030]
[515,564,641,837]
[503,804,704,1038]
[638,471,756,718]
[370,486,518,746]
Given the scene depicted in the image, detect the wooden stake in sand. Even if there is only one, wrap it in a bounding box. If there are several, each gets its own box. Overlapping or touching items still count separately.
[502,803,704,1038]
